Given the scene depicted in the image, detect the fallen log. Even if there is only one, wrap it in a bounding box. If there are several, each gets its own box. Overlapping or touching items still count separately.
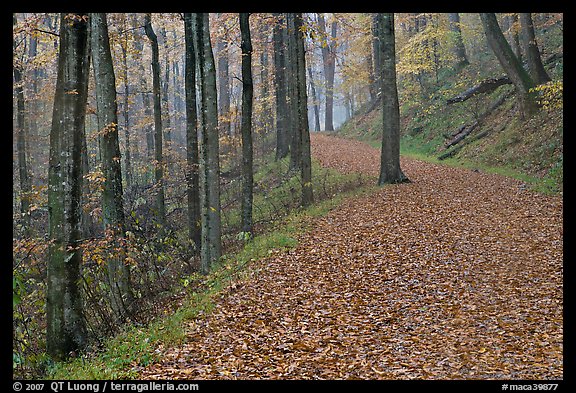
[438,128,491,161]
[446,76,512,105]
[441,90,513,152]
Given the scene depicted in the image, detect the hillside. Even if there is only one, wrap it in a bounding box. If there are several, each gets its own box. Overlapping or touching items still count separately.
[337,20,563,194]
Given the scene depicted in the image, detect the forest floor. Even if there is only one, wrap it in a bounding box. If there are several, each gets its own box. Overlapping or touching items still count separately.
[136,133,563,379]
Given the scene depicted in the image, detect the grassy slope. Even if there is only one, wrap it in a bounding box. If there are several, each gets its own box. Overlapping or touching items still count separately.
[338,57,563,195]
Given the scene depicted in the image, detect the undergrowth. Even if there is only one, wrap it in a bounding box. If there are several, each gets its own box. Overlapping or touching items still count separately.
[47,161,376,379]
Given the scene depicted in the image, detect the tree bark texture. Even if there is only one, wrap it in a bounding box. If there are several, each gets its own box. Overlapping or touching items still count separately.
[519,13,551,85]
[47,12,90,360]
[119,14,133,189]
[183,13,202,253]
[293,13,313,207]
[502,13,523,63]
[240,13,254,235]
[192,13,222,274]
[90,12,133,319]
[317,13,337,131]
[377,13,408,185]
[216,13,231,137]
[272,13,289,160]
[13,14,32,236]
[372,14,382,99]
[144,13,167,227]
[287,13,301,171]
[480,13,537,118]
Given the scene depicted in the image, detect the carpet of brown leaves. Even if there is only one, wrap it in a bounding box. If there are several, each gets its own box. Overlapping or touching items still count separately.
[138,133,563,380]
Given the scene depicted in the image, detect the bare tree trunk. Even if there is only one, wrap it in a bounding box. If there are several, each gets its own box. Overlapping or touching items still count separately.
[293,13,313,207]
[287,13,301,171]
[448,13,469,69]
[372,14,382,99]
[119,14,133,189]
[480,13,537,118]
[47,12,89,360]
[272,13,289,160]
[192,13,222,274]
[183,13,201,254]
[366,24,377,103]
[131,14,154,182]
[258,22,273,134]
[144,13,167,228]
[307,65,321,132]
[159,27,173,154]
[216,13,231,137]
[317,13,337,131]
[519,13,551,85]
[90,12,133,320]
[377,13,409,185]
[240,13,254,235]
[13,15,32,236]
[502,13,523,63]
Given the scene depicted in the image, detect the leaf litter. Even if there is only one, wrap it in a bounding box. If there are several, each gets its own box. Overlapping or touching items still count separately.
[137,133,562,380]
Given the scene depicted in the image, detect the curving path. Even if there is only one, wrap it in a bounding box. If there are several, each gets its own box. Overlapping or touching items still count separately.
[138,133,563,379]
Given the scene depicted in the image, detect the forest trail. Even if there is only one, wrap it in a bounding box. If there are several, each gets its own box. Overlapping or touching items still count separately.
[138,133,563,379]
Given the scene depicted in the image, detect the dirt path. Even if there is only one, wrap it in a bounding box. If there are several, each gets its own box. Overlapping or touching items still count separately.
[139,133,563,379]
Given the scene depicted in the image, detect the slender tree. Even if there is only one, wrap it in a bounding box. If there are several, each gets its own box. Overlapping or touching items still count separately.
[317,13,337,131]
[183,13,201,253]
[272,13,289,160]
[132,14,154,170]
[307,65,321,132]
[239,13,254,235]
[90,12,133,318]
[448,13,469,70]
[377,13,409,185]
[287,13,301,171]
[293,13,313,206]
[118,14,133,189]
[216,13,231,136]
[503,13,522,63]
[159,26,173,152]
[258,21,273,134]
[143,13,167,228]
[480,13,537,118]
[519,13,551,85]
[192,13,222,274]
[371,14,382,100]
[46,12,90,360]
[13,14,32,236]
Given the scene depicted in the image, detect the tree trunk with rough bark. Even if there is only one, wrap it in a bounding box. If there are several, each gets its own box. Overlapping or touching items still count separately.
[46,12,89,360]
[272,13,289,160]
[192,13,222,274]
[119,14,133,190]
[90,12,133,319]
[13,14,32,237]
[519,13,551,85]
[293,13,313,207]
[287,13,301,171]
[144,13,167,228]
[183,13,201,254]
[480,13,537,118]
[216,13,231,137]
[240,13,254,235]
[317,13,337,131]
[377,13,409,185]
